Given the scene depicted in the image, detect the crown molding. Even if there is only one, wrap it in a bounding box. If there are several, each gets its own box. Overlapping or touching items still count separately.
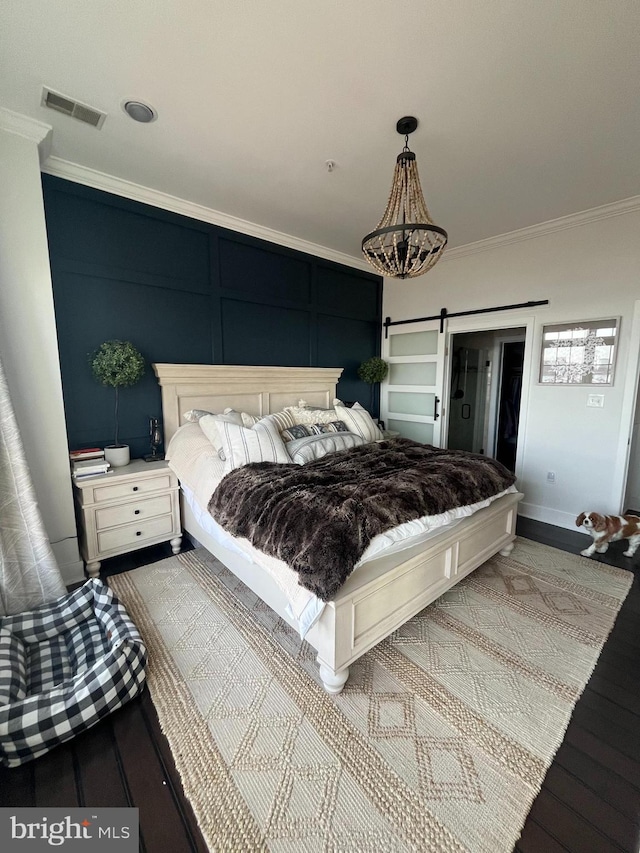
[42,156,373,273]
[0,108,53,162]
[39,153,640,273]
[442,195,640,262]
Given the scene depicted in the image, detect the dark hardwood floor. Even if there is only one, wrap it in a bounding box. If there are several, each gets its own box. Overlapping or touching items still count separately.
[0,540,206,853]
[2,523,639,852]
[514,518,640,853]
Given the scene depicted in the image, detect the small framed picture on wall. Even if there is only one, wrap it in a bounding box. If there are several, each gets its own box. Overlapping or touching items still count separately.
[539,318,619,385]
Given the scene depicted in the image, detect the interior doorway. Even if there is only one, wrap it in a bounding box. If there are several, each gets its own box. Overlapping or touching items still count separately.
[446,327,526,472]
[624,373,640,514]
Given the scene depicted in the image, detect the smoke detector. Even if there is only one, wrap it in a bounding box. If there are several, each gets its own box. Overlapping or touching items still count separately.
[41,87,106,129]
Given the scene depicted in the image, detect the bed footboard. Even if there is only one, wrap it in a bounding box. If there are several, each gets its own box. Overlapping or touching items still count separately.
[182,489,522,694]
[307,490,523,692]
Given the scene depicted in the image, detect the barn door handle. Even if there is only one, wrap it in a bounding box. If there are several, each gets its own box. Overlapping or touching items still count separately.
[433,396,440,421]
[462,403,471,420]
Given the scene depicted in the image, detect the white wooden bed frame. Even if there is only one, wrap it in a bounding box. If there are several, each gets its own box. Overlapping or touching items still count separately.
[154,363,524,693]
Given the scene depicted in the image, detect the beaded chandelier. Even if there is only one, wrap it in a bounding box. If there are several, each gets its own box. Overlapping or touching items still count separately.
[362,117,448,279]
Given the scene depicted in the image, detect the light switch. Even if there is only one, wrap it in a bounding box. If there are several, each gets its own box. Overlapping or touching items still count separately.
[587,394,605,408]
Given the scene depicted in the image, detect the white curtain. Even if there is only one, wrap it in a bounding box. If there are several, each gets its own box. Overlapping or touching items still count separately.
[0,356,66,616]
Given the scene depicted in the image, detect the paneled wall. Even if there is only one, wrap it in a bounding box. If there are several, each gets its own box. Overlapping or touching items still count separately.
[42,176,382,458]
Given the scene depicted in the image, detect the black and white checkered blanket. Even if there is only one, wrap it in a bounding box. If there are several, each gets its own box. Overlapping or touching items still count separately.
[0,579,147,767]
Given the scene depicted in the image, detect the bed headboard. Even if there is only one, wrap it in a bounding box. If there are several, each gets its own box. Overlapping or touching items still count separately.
[153,364,344,442]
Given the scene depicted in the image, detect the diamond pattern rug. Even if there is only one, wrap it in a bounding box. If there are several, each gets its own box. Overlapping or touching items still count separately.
[109,538,632,852]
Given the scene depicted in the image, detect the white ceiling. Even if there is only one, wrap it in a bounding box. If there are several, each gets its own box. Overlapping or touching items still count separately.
[1,0,639,260]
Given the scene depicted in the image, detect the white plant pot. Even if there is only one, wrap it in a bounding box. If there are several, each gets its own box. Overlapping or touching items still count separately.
[104,445,130,468]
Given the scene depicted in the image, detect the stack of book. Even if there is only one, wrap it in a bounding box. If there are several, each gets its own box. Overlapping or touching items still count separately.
[72,458,112,480]
[69,449,112,480]
[69,447,105,463]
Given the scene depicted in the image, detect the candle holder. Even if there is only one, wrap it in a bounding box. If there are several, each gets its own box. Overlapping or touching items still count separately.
[144,417,164,462]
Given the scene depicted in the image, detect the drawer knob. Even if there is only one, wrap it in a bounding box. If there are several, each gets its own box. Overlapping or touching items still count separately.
[136,531,142,536]
[134,509,141,515]
[133,486,139,492]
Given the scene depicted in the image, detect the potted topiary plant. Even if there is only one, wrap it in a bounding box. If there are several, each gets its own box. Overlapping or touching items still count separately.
[357,356,389,414]
[357,356,389,385]
[89,340,145,467]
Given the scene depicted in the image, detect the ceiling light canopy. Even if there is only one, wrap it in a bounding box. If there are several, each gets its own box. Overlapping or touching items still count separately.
[362,117,447,279]
[122,100,157,123]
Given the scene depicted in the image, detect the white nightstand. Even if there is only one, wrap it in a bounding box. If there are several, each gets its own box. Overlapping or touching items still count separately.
[73,459,181,577]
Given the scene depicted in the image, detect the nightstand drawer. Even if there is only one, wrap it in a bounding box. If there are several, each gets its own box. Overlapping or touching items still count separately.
[95,494,173,531]
[92,474,173,504]
[97,514,175,553]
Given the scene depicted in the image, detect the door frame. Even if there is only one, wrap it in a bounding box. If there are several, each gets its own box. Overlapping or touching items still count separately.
[442,313,535,483]
[612,298,640,512]
[488,334,527,460]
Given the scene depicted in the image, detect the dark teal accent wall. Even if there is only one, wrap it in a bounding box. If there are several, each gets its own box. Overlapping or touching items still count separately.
[42,175,383,459]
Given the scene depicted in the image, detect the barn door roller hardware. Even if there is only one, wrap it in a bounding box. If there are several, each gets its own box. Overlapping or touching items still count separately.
[383,299,549,337]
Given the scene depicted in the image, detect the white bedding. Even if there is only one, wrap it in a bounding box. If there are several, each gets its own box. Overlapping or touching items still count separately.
[167,423,518,637]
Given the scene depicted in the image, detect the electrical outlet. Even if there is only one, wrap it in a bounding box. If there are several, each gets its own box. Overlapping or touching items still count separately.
[546,471,556,484]
[587,394,605,408]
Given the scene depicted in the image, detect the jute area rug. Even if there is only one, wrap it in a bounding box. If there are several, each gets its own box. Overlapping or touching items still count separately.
[109,538,632,853]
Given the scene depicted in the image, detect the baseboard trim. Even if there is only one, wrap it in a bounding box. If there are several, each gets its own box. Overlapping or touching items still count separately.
[518,502,578,532]
[51,538,85,585]
[57,561,86,586]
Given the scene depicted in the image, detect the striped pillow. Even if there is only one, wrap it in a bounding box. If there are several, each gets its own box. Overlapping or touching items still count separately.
[240,411,261,427]
[334,403,383,442]
[241,410,297,431]
[286,432,365,464]
[198,410,244,458]
[215,413,291,471]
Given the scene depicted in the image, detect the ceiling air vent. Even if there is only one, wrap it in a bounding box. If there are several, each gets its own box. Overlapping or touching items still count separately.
[41,88,106,129]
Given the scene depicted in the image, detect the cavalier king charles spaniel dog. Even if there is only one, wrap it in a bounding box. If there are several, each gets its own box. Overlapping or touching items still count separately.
[576,512,640,558]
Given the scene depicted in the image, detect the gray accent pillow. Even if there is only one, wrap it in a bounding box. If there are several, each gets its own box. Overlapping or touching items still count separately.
[285,432,365,464]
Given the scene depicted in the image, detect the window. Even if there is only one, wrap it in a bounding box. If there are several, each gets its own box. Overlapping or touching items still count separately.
[539,319,618,385]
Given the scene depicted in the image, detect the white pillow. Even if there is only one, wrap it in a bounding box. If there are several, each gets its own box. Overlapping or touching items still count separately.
[240,411,260,427]
[183,409,215,423]
[285,405,340,425]
[165,422,226,495]
[198,410,244,457]
[334,402,383,442]
[297,398,343,407]
[216,413,291,471]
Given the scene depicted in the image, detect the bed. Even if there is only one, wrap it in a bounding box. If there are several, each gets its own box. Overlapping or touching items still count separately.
[154,363,524,693]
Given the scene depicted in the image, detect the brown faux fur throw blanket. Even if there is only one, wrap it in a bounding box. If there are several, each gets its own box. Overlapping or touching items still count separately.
[208,438,516,601]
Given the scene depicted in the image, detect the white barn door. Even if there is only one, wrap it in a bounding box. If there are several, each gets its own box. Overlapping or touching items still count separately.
[381,319,446,446]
